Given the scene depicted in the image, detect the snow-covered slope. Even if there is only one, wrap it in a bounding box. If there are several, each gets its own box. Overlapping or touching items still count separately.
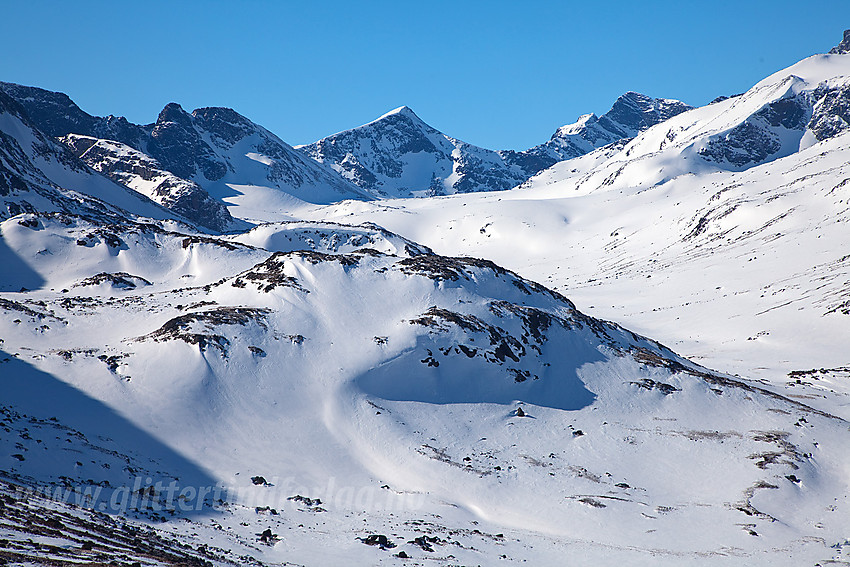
[0,90,180,226]
[527,91,693,162]
[300,49,850,414]
[2,213,848,566]
[297,106,553,198]
[533,51,850,196]
[60,134,241,232]
[0,83,372,222]
[147,104,371,214]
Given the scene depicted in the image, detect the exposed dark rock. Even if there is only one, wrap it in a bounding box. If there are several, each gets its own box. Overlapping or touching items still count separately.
[138,307,270,353]
[74,272,152,290]
[698,93,809,167]
[808,84,850,141]
[258,528,278,544]
[408,535,442,552]
[829,29,850,54]
[149,103,227,182]
[230,253,308,293]
[630,378,680,395]
[360,534,395,549]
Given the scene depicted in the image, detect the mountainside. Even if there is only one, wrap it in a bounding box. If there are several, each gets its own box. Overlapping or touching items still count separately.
[0,83,371,223]
[2,83,692,207]
[297,94,690,199]
[2,212,848,565]
[296,106,550,198]
[531,51,850,195]
[527,91,693,161]
[144,103,371,215]
[0,89,180,226]
[60,133,240,232]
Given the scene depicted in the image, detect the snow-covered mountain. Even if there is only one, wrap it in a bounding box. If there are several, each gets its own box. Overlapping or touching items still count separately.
[3,28,850,567]
[0,89,180,226]
[296,94,690,199]
[2,212,848,566]
[0,83,372,223]
[296,106,553,198]
[528,50,850,195]
[527,91,693,161]
[143,103,371,214]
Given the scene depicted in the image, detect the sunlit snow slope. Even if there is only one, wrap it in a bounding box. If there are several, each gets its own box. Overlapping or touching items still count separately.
[301,49,850,418]
[1,214,848,566]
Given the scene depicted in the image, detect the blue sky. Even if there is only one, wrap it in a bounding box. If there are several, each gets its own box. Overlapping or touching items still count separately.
[2,1,848,150]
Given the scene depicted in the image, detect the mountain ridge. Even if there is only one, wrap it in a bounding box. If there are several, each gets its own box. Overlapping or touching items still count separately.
[296,92,691,198]
[0,83,372,225]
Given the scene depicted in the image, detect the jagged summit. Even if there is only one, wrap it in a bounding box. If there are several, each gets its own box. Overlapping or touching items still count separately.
[297,92,693,199]
[0,89,179,224]
[829,29,850,54]
[601,91,693,137]
[156,102,193,126]
[527,92,693,162]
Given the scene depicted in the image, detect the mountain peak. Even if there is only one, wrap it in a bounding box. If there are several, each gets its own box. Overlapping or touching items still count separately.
[378,105,421,122]
[611,91,663,111]
[829,29,850,54]
[156,102,192,126]
[602,91,692,136]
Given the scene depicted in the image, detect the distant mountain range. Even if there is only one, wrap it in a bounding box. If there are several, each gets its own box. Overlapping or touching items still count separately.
[1,80,694,224]
[295,94,693,198]
[0,82,371,228]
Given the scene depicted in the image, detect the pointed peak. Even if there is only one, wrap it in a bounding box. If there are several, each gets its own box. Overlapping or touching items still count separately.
[829,29,850,54]
[157,102,192,126]
[378,105,421,121]
[613,91,653,106]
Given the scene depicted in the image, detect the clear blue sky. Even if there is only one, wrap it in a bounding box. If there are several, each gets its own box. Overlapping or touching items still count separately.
[2,1,848,150]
